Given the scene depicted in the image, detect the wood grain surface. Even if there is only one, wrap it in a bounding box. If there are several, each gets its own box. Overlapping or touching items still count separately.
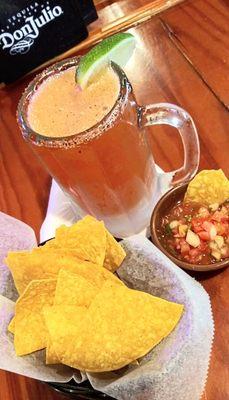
[90,0,185,32]
[161,0,229,108]
[0,0,228,399]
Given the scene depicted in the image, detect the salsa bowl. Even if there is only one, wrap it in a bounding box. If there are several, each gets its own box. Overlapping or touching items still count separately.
[150,183,229,272]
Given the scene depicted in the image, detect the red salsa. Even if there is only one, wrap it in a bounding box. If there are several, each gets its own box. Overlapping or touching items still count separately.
[158,200,229,264]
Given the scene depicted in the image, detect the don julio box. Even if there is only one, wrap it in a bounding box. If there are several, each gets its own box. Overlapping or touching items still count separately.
[0,0,98,83]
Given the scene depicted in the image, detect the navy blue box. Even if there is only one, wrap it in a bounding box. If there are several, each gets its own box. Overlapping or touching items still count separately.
[0,0,97,83]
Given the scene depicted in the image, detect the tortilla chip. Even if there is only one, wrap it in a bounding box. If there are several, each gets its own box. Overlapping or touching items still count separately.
[44,268,96,365]
[8,317,15,334]
[47,216,126,271]
[14,279,56,356]
[54,269,99,307]
[60,282,183,372]
[43,305,87,365]
[5,251,101,295]
[62,260,123,288]
[52,216,107,266]
[184,169,229,206]
[104,230,126,272]
[46,339,60,365]
[73,215,126,272]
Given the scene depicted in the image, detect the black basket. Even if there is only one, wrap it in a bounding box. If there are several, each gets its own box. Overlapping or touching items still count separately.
[47,380,115,399]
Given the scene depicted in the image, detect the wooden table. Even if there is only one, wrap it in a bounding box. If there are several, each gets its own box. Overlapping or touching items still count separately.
[0,0,228,399]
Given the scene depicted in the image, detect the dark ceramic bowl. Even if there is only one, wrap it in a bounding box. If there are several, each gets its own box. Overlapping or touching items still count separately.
[150,183,229,272]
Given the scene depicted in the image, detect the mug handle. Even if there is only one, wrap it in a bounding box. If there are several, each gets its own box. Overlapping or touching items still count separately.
[139,103,200,187]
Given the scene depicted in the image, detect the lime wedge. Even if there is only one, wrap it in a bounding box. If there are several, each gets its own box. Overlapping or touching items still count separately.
[76,33,136,88]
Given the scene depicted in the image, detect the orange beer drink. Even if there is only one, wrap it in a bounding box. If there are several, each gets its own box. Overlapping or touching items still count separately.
[18,57,199,237]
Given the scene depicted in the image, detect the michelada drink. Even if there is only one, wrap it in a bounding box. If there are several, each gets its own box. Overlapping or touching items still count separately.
[25,56,156,237]
[18,33,199,237]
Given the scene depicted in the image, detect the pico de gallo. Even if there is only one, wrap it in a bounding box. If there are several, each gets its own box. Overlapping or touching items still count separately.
[158,200,229,264]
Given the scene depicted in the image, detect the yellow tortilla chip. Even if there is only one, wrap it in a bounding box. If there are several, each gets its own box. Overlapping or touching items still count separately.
[52,216,107,266]
[61,260,123,288]
[104,230,126,272]
[58,282,183,372]
[47,215,126,271]
[14,279,56,356]
[43,305,87,365]
[184,169,229,206]
[54,269,99,307]
[45,276,96,365]
[8,317,15,334]
[46,339,60,365]
[5,251,101,295]
[73,215,126,272]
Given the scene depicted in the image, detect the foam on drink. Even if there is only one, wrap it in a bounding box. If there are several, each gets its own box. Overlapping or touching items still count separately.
[28,66,120,137]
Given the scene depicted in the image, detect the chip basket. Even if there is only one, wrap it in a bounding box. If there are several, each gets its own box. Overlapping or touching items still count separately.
[47,380,114,399]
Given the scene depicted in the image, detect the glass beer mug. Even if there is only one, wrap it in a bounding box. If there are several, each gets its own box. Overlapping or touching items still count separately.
[18,57,199,238]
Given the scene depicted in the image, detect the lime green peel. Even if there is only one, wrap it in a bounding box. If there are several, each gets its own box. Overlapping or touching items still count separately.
[76,33,136,88]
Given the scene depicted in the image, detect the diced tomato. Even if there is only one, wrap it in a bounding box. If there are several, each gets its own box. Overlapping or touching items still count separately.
[199,241,210,253]
[174,240,181,249]
[191,218,206,233]
[191,257,202,264]
[175,238,182,248]
[189,248,200,257]
[215,222,229,236]
[188,253,202,263]
[180,243,190,255]
[211,211,223,222]
[174,238,180,246]
[198,231,210,241]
